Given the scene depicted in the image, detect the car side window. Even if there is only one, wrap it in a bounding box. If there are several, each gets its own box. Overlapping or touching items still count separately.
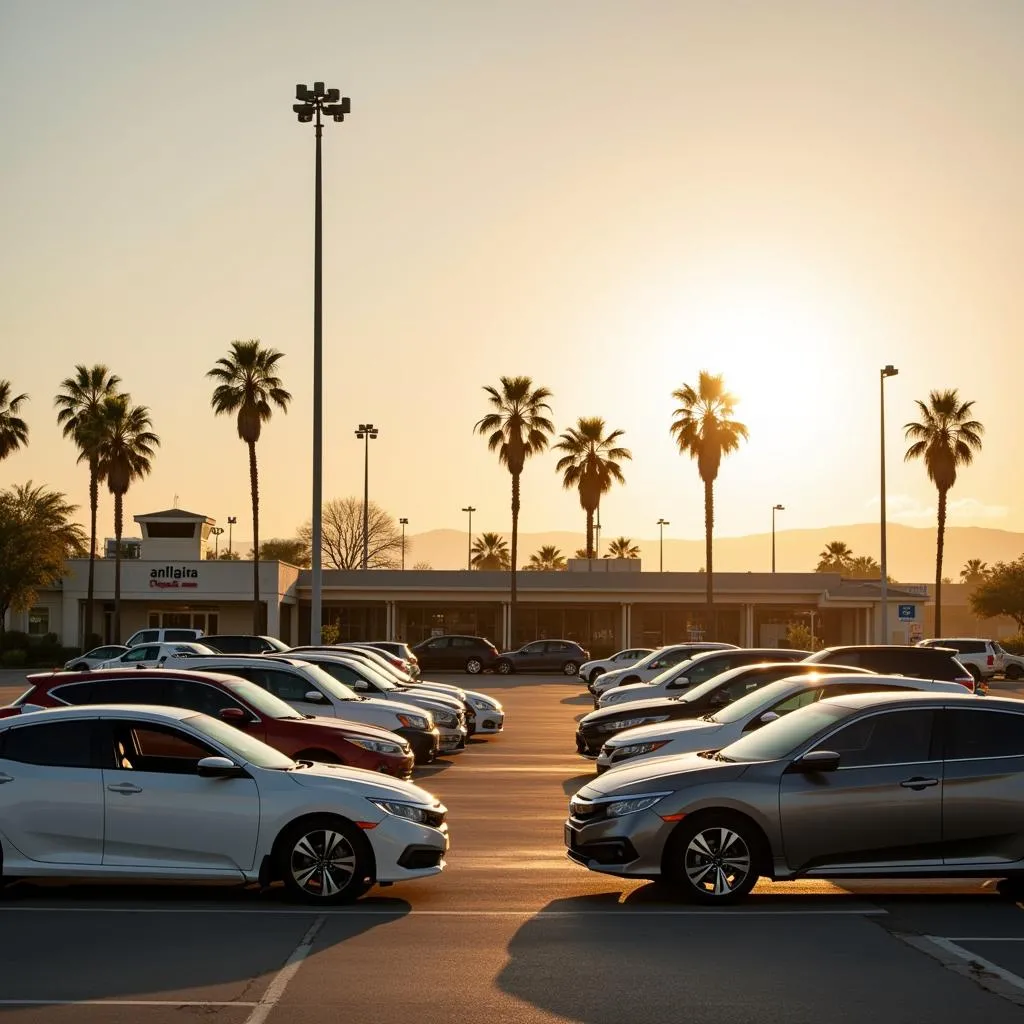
[546,642,569,653]
[946,710,1024,760]
[70,678,169,705]
[768,689,821,716]
[162,680,245,718]
[113,722,219,775]
[255,669,313,703]
[825,710,936,768]
[0,720,105,768]
[522,642,545,654]
[137,630,159,644]
[123,647,149,662]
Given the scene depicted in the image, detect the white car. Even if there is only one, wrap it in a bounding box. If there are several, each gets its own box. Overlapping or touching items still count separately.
[995,643,1024,680]
[580,648,655,686]
[596,673,974,772]
[99,642,216,668]
[125,627,205,647]
[64,645,129,671]
[0,704,448,903]
[591,643,738,701]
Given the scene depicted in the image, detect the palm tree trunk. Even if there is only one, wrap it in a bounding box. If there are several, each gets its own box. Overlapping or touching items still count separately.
[84,459,99,646]
[935,487,947,636]
[704,478,714,638]
[113,491,123,643]
[585,507,594,560]
[249,440,261,634]
[509,471,519,647]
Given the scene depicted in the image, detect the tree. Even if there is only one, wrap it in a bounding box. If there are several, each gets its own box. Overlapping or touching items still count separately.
[0,483,86,640]
[960,559,990,585]
[847,554,882,579]
[816,541,853,573]
[671,371,748,634]
[971,558,1024,631]
[574,548,589,559]
[217,549,241,561]
[253,538,310,566]
[904,389,983,636]
[526,545,567,571]
[298,498,402,570]
[471,532,511,570]
[554,417,631,559]
[412,560,432,570]
[54,364,122,645]
[605,537,640,559]
[475,377,554,639]
[208,340,291,633]
[0,381,29,461]
[93,396,159,642]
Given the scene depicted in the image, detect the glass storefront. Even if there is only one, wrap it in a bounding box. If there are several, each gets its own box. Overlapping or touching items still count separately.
[512,605,617,653]
[400,605,502,645]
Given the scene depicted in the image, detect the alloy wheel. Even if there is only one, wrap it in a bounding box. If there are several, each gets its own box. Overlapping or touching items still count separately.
[290,828,357,899]
[683,827,752,898]
[466,658,482,674]
[497,660,512,675]
[562,661,579,676]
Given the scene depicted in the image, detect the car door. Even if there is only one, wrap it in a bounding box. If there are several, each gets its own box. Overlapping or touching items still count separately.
[515,642,547,671]
[941,707,1024,865]
[117,645,158,668]
[102,719,260,875]
[543,641,571,670]
[779,708,941,872]
[0,718,107,864]
[419,637,448,669]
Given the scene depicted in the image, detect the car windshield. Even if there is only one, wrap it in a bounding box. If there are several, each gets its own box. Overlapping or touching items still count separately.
[715,703,851,762]
[340,651,402,688]
[221,679,305,720]
[291,661,360,701]
[670,667,754,704]
[707,680,803,724]
[184,713,296,770]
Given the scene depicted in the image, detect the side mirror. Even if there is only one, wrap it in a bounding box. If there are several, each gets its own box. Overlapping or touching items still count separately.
[669,676,690,689]
[304,690,326,702]
[759,711,779,725]
[219,707,247,722]
[790,749,841,773]
[353,681,369,691]
[197,756,246,779]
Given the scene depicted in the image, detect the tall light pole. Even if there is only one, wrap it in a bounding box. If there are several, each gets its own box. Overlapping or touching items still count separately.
[771,504,785,573]
[294,82,351,641]
[880,364,899,643]
[355,423,378,569]
[210,526,224,558]
[227,516,237,556]
[657,518,669,572]
[399,517,408,571]
[461,506,476,570]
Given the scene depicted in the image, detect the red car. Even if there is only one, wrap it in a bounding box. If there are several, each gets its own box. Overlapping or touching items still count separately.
[7,669,416,779]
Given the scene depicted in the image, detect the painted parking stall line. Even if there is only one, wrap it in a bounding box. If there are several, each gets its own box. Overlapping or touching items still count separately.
[244,913,326,1024]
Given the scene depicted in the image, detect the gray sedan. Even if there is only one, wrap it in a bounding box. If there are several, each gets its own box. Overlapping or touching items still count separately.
[565,691,1024,903]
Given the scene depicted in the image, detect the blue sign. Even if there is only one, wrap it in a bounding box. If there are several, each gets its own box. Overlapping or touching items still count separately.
[897,604,915,621]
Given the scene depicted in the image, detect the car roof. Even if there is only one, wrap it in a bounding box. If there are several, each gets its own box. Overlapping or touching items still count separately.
[0,704,199,729]
[27,668,251,687]
[817,690,1014,711]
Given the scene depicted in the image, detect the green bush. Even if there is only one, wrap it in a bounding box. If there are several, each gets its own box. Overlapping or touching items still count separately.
[1000,634,1024,655]
[38,632,60,648]
[0,649,27,667]
[0,631,30,653]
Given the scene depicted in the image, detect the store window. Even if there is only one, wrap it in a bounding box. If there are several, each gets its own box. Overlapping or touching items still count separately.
[28,607,49,637]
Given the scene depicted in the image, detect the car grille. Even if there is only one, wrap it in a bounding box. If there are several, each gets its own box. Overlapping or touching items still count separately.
[568,796,605,822]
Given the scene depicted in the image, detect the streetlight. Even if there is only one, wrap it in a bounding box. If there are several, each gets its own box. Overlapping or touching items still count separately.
[294,81,351,640]
[399,517,408,571]
[355,423,378,570]
[227,516,237,556]
[771,504,785,573]
[880,364,899,643]
[210,526,224,558]
[657,518,670,572]
[461,506,476,570]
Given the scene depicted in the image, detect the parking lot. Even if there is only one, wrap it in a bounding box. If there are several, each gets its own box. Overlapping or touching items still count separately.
[2,670,1024,1022]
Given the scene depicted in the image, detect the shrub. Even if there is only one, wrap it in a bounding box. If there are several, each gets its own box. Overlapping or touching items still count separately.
[38,632,60,648]
[320,623,340,645]
[1000,634,1024,656]
[0,631,30,653]
[1,649,27,667]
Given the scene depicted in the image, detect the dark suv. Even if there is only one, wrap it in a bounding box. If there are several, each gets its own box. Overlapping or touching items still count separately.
[201,635,291,655]
[495,640,591,677]
[804,645,978,692]
[412,635,500,675]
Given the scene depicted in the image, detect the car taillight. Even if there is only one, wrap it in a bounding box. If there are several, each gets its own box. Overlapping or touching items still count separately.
[987,655,994,666]
[956,676,975,693]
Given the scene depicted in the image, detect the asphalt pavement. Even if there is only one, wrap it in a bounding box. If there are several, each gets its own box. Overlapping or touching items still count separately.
[1,670,1024,1023]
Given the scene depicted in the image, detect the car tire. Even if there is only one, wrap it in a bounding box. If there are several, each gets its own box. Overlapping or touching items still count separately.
[496,659,513,675]
[997,877,1024,902]
[465,658,483,674]
[277,816,373,905]
[562,661,580,676]
[967,665,982,682]
[1006,664,1023,680]
[588,667,605,684]
[663,813,764,905]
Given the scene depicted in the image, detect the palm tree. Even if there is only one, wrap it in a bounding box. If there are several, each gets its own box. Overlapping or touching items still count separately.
[0,381,29,461]
[816,541,854,573]
[960,559,990,585]
[904,389,983,635]
[605,536,640,559]
[526,545,567,571]
[54,365,122,644]
[208,340,291,633]
[847,554,882,579]
[574,548,589,559]
[474,377,554,638]
[554,417,631,559]
[471,532,510,570]
[670,371,748,634]
[93,395,159,641]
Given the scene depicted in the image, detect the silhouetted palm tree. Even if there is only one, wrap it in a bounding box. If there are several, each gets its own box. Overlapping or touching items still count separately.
[605,536,640,559]
[554,417,631,559]
[55,365,122,644]
[208,340,291,633]
[93,396,159,641]
[0,381,29,462]
[526,545,567,571]
[471,532,510,570]
[671,371,747,634]
[475,377,553,637]
[574,548,589,559]
[960,559,990,584]
[904,389,983,635]
[847,554,882,579]
[816,540,854,573]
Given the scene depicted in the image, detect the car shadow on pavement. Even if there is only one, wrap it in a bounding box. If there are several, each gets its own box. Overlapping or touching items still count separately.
[561,694,594,706]
[561,774,594,796]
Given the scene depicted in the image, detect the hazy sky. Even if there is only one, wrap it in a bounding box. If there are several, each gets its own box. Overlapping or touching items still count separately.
[2,0,1022,554]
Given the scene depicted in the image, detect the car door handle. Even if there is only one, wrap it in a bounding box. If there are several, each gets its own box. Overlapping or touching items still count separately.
[0,773,13,784]
[900,777,939,790]
[106,783,142,794]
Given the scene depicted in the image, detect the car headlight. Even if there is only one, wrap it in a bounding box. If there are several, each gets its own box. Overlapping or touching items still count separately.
[397,712,430,730]
[369,799,431,824]
[348,737,408,755]
[603,793,672,817]
[469,696,497,710]
[610,740,670,759]
[598,715,668,733]
[433,709,456,727]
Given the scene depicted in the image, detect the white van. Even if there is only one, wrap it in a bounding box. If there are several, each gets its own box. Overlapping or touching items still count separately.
[125,627,205,648]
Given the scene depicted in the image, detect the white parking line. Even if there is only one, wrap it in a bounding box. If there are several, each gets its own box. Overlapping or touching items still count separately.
[244,913,326,1024]
[926,936,1024,996]
[0,999,258,1008]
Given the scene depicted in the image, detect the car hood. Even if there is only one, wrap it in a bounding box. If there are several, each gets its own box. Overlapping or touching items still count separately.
[398,688,464,712]
[596,667,629,685]
[340,695,424,719]
[285,762,441,803]
[583,696,685,726]
[608,718,720,745]
[300,716,410,743]
[578,751,748,796]
[408,680,469,700]
[600,682,666,705]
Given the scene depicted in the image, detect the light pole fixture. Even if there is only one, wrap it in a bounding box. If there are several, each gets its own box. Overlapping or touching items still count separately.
[461,506,476,570]
[657,518,670,572]
[210,526,224,558]
[227,516,237,556]
[355,423,378,569]
[294,81,351,640]
[399,517,408,571]
[880,364,899,643]
[771,504,785,573]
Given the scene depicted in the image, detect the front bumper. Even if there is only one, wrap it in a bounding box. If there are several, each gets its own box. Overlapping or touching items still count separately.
[371,817,450,883]
[563,810,672,879]
[437,725,468,754]
[575,728,604,758]
[397,726,441,764]
[473,708,505,733]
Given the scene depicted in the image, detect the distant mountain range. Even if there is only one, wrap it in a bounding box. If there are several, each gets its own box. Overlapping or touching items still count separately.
[403,523,1024,582]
